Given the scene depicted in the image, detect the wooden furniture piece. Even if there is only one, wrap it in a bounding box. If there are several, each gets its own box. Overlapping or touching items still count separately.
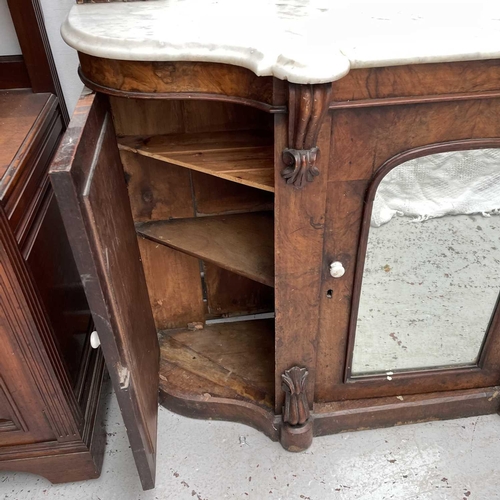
[0,0,105,484]
[53,1,500,490]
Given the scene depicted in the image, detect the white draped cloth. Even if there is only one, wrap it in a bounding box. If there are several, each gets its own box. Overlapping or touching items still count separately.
[371,148,500,227]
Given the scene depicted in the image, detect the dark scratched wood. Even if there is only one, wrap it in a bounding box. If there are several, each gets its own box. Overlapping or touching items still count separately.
[0,0,108,484]
[313,387,500,436]
[0,89,104,482]
[159,319,275,409]
[50,92,159,490]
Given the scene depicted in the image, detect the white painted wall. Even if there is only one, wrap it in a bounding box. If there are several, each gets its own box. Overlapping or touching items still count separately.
[1,0,83,115]
[39,0,83,116]
[0,0,21,55]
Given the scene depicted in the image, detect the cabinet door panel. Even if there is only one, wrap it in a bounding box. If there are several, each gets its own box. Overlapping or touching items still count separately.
[50,92,159,490]
[317,101,500,403]
[0,311,57,446]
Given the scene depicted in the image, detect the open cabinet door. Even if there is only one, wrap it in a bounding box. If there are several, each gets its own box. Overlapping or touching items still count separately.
[50,91,159,490]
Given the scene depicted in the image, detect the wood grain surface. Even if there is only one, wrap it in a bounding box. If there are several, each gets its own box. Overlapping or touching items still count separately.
[110,97,272,137]
[159,319,275,408]
[80,56,279,112]
[274,104,331,411]
[203,262,274,317]
[137,212,274,287]
[317,98,500,402]
[50,93,159,490]
[331,59,500,106]
[138,237,205,330]
[0,90,51,177]
[119,130,274,192]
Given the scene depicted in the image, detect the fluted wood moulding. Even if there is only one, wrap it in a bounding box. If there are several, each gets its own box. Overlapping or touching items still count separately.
[282,83,332,189]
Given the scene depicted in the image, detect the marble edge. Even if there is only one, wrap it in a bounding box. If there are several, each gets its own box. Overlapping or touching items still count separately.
[60,6,351,85]
[61,3,500,85]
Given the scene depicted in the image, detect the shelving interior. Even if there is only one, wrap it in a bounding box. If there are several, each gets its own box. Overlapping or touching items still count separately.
[118,130,274,192]
[111,97,276,406]
[159,319,275,409]
[137,211,274,287]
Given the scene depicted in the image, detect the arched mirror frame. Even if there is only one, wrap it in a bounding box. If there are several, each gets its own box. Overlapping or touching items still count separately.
[342,138,500,394]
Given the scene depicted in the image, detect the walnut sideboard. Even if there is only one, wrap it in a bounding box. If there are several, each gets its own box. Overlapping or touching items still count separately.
[50,0,500,490]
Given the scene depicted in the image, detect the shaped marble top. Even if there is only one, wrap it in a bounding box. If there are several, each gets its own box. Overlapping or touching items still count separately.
[62,0,500,84]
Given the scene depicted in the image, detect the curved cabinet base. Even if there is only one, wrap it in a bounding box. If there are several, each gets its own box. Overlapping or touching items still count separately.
[159,386,280,442]
[160,384,500,453]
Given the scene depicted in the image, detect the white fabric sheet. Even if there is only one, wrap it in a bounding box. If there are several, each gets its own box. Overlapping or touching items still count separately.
[371,148,500,227]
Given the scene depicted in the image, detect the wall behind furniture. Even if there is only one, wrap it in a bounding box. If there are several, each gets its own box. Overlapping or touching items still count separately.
[1,0,82,115]
[39,0,83,116]
[0,0,21,55]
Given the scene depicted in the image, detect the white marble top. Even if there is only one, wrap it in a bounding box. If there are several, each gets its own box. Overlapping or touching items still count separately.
[62,0,500,84]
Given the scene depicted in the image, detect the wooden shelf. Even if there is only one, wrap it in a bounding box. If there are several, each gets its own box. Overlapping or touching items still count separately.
[137,212,274,287]
[159,319,275,409]
[118,130,275,192]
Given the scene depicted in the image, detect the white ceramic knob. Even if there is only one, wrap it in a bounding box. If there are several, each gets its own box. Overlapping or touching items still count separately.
[90,330,101,349]
[329,261,345,278]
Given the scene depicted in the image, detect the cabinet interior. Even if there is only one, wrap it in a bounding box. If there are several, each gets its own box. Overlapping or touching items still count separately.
[110,97,276,409]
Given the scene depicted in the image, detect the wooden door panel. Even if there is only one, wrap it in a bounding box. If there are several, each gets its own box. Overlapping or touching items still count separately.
[317,99,500,402]
[0,203,73,447]
[50,92,159,490]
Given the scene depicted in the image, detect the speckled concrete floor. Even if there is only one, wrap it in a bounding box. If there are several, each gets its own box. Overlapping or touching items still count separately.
[2,382,500,500]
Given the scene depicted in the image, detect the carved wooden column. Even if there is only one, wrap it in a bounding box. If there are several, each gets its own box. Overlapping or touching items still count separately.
[277,83,332,449]
[280,366,313,451]
[281,83,332,189]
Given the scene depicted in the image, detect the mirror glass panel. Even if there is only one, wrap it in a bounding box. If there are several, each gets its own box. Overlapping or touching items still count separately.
[351,148,500,376]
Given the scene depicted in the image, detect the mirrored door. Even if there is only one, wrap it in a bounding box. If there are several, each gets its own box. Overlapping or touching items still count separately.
[349,146,500,379]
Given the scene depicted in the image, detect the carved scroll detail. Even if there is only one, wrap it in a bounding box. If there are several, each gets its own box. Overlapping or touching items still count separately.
[282,147,319,187]
[281,366,310,426]
[281,83,332,189]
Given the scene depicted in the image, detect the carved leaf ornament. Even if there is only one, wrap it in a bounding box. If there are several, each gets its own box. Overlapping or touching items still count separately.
[281,366,310,426]
[282,83,332,189]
